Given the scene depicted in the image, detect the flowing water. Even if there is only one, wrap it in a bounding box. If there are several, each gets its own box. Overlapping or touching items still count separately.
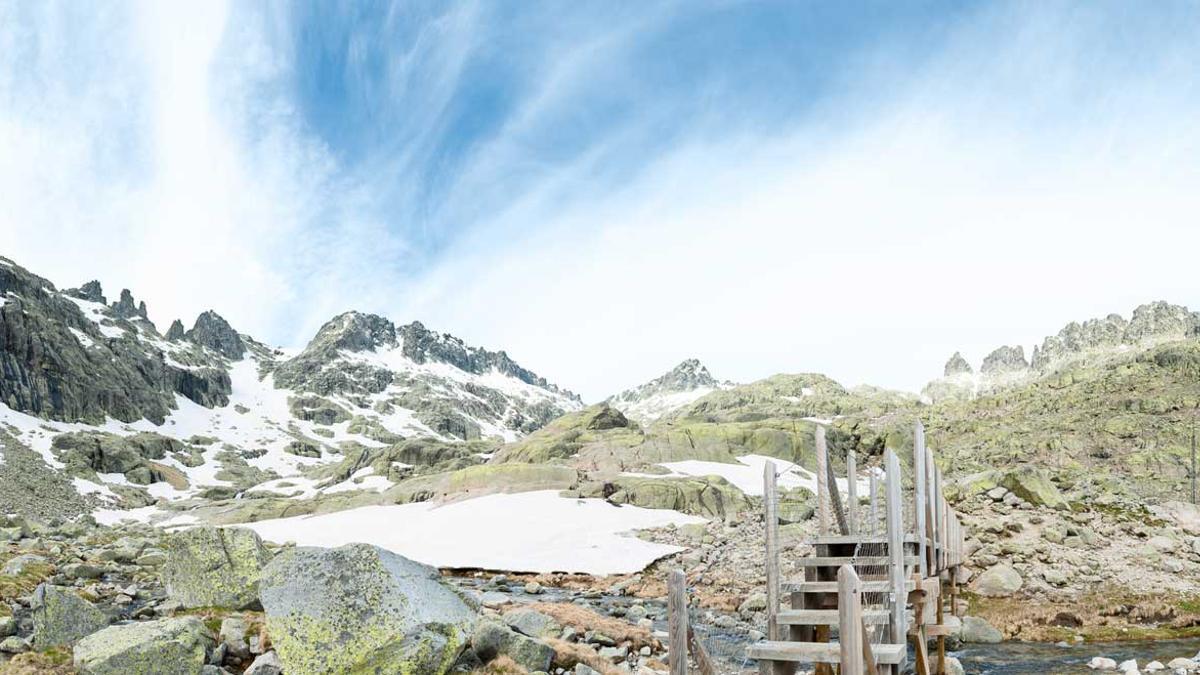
[957,638,1200,674]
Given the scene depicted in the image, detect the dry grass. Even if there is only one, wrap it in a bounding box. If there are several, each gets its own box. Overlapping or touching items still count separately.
[544,638,623,675]
[0,649,76,675]
[530,602,658,651]
[471,655,528,675]
[972,590,1200,642]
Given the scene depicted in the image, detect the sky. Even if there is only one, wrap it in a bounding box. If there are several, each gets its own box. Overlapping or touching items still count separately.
[2,1,1200,401]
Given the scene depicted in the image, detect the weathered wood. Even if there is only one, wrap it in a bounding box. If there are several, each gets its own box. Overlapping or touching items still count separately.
[816,426,830,535]
[668,569,687,675]
[860,617,879,673]
[910,571,931,675]
[764,462,781,641]
[776,608,891,626]
[746,641,906,665]
[839,565,864,675]
[936,573,947,675]
[913,422,928,578]
[925,445,937,574]
[885,449,907,648]
[847,450,859,534]
[688,624,718,675]
[825,447,850,536]
[869,471,879,535]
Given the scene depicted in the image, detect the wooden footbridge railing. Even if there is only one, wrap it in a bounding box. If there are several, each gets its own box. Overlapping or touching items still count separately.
[750,421,966,675]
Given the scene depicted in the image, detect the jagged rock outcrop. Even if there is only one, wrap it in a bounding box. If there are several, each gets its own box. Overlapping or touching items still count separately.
[944,352,973,377]
[64,280,106,305]
[110,289,148,320]
[980,345,1028,375]
[398,320,575,398]
[186,310,245,360]
[0,258,231,424]
[273,311,579,440]
[164,319,185,341]
[608,358,733,424]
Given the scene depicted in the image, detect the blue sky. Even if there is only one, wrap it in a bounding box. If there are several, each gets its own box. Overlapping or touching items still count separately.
[3,1,1200,400]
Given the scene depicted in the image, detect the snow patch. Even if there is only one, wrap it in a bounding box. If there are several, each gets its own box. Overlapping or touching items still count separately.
[242,490,703,575]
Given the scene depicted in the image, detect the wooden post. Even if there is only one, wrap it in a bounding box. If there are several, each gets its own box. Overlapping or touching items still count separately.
[847,450,859,534]
[936,575,946,675]
[925,446,937,575]
[913,422,928,579]
[764,461,781,641]
[816,426,830,535]
[869,471,879,536]
[885,449,907,648]
[838,565,864,675]
[668,569,687,675]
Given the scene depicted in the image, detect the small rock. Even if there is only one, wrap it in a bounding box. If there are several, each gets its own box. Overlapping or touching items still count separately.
[960,616,1003,644]
[1166,657,1196,670]
[2,553,47,575]
[523,581,543,595]
[1087,656,1116,670]
[1117,659,1137,674]
[244,651,284,675]
[0,635,29,654]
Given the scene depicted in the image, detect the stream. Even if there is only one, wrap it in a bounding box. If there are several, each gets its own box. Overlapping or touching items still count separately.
[449,576,1200,673]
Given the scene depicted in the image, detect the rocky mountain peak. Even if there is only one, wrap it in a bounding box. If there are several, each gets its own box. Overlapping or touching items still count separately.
[165,319,185,341]
[110,289,148,320]
[981,345,1029,375]
[1125,301,1199,343]
[607,358,732,424]
[186,310,245,360]
[943,352,973,377]
[309,311,398,353]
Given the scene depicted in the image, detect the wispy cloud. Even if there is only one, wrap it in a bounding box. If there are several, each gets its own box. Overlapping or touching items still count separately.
[2,2,1199,400]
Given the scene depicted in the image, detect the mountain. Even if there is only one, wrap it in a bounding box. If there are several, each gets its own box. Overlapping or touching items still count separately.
[922,301,1200,403]
[606,358,734,423]
[0,254,581,519]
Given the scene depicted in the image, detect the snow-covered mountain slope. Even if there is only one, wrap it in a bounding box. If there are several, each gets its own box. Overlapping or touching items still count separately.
[606,358,734,424]
[0,255,581,516]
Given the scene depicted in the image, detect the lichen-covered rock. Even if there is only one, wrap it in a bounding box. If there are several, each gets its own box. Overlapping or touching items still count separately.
[162,526,271,610]
[73,616,212,675]
[575,475,751,519]
[998,467,1067,509]
[30,584,109,647]
[471,619,555,673]
[959,616,1003,643]
[260,543,476,675]
[972,564,1023,597]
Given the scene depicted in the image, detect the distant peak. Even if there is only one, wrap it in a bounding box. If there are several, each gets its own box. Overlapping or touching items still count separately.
[943,352,973,377]
[186,310,245,360]
[309,311,398,352]
[110,288,148,320]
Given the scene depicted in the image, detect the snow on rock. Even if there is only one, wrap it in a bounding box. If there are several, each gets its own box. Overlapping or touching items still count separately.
[242,490,704,575]
[655,454,870,497]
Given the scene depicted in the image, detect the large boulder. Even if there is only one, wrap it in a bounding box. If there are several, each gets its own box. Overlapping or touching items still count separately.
[30,584,109,647]
[161,526,271,609]
[260,543,476,674]
[973,564,1023,597]
[960,616,1003,643]
[471,619,555,672]
[998,467,1067,509]
[73,616,212,675]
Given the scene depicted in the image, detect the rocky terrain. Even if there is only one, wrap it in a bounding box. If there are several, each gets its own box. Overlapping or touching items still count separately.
[7,253,1200,672]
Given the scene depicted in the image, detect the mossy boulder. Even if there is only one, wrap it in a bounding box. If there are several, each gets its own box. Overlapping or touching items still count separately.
[575,475,751,519]
[470,619,554,672]
[73,616,212,675]
[972,564,1023,597]
[161,526,272,609]
[30,584,109,648]
[72,612,210,667]
[998,467,1067,509]
[260,543,476,675]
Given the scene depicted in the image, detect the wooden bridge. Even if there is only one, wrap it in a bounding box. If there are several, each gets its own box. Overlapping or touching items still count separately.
[749,421,966,675]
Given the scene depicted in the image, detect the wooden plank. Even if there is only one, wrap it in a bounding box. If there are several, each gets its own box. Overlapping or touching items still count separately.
[796,555,918,568]
[764,461,781,641]
[913,421,928,578]
[783,579,916,594]
[776,608,890,626]
[839,565,864,675]
[747,641,906,666]
[869,471,879,535]
[847,450,859,534]
[925,444,937,575]
[668,569,687,675]
[816,425,830,535]
[805,534,919,546]
[885,448,908,649]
